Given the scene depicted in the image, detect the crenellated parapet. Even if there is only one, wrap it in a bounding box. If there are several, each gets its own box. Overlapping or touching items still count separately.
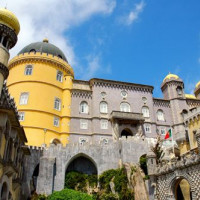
[153,98,170,108]
[186,98,200,108]
[8,52,74,77]
[183,107,200,125]
[155,150,200,176]
[90,78,154,93]
[71,89,92,99]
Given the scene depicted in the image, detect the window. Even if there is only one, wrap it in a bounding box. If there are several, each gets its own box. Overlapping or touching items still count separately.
[157,110,165,121]
[161,128,166,135]
[121,90,127,98]
[54,98,61,111]
[25,65,33,75]
[56,71,63,82]
[80,101,88,114]
[100,101,108,113]
[19,93,29,105]
[101,120,108,129]
[142,106,150,118]
[145,124,151,133]
[120,102,130,112]
[80,119,88,129]
[18,112,25,121]
[176,86,182,96]
[53,116,59,127]
[101,92,106,98]
[142,97,147,103]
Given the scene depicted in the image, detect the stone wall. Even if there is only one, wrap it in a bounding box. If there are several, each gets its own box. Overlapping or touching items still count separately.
[36,136,150,195]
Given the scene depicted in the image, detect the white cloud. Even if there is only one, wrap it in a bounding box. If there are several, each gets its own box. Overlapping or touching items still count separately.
[0,0,116,67]
[81,54,111,80]
[120,1,145,26]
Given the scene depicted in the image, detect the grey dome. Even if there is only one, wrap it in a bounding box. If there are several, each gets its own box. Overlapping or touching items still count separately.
[18,39,68,62]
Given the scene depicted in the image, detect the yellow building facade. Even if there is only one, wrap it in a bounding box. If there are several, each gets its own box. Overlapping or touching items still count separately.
[7,41,74,146]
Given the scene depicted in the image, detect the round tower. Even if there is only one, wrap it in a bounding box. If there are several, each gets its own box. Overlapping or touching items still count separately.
[7,39,74,146]
[0,8,20,95]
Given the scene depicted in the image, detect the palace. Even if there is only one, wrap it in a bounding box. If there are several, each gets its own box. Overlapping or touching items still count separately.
[0,7,200,200]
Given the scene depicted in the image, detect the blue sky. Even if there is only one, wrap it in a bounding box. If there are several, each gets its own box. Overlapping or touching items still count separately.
[3,0,200,97]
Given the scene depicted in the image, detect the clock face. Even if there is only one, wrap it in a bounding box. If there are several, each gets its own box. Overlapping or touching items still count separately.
[121,90,127,98]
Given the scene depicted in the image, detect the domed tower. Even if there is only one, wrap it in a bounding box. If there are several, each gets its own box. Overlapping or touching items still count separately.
[7,39,74,146]
[0,8,20,94]
[161,73,188,142]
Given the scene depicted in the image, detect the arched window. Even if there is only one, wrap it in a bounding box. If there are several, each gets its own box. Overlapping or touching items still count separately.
[176,86,182,96]
[19,92,29,105]
[80,101,89,114]
[100,101,108,113]
[29,49,36,53]
[25,65,33,75]
[142,106,150,118]
[120,102,130,112]
[157,109,165,121]
[54,98,61,111]
[56,71,63,82]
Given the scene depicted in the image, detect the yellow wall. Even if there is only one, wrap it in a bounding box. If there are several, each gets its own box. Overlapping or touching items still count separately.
[7,53,73,146]
[179,141,190,155]
[188,117,199,150]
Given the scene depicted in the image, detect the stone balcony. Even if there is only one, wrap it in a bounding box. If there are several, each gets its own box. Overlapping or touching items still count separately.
[110,111,145,124]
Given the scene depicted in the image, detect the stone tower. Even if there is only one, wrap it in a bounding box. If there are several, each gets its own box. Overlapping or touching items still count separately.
[0,8,20,95]
[161,73,188,141]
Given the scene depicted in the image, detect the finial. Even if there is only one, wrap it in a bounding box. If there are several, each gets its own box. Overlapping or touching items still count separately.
[43,38,49,43]
[5,0,7,9]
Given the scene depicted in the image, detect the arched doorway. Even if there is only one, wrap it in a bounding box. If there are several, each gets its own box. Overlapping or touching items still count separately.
[66,156,97,175]
[174,178,192,200]
[1,182,8,200]
[121,128,133,138]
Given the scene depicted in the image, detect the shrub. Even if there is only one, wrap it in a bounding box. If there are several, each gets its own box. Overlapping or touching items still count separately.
[99,193,118,200]
[65,171,97,192]
[99,168,134,200]
[47,188,94,200]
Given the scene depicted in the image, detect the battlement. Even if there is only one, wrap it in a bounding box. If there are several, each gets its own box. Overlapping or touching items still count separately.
[8,52,74,76]
[155,150,200,176]
[28,145,45,152]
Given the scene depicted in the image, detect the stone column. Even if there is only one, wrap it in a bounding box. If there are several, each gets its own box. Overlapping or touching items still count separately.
[195,129,200,155]
[36,157,55,195]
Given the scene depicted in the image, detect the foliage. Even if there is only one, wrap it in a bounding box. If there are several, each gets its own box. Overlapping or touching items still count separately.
[30,193,47,200]
[139,155,148,175]
[151,135,165,163]
[99,168,134,200]
[65,171,97,192]
[98,193,119,200]
[47,188,94,200]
